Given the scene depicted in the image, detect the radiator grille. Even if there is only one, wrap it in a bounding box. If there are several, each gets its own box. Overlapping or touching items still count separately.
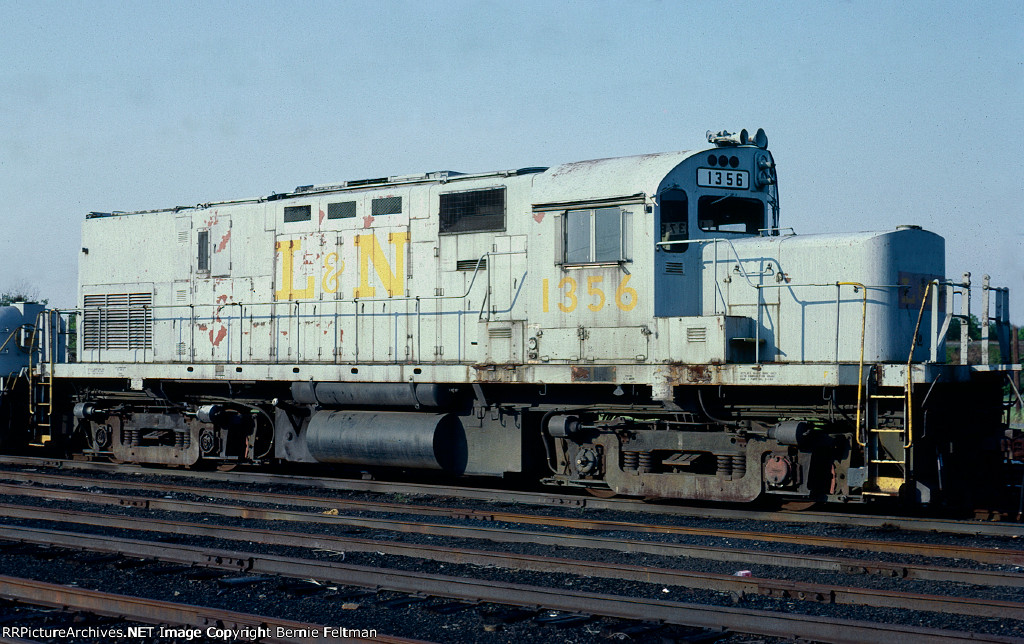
[83,292,153,350]
[439,187,505,234]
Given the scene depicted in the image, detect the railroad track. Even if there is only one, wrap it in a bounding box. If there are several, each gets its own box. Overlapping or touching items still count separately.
[0,520,1018,644]
[0,461,1019,641]
[0,493,1019,589]
[2,454,1020,536]
[0,470,1019,568]
[0,505,1021,619]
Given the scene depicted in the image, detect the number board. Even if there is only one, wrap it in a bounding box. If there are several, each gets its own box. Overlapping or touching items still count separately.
[696,168,749,190]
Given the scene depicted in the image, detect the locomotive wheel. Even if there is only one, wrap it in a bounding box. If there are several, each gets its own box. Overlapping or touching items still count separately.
[781,500,818,511]
[92,425,111,450]
[586,486,617,499]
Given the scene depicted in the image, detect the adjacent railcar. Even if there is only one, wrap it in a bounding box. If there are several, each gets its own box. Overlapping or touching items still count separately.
[0,302,44,447]
[18,129,1018,507]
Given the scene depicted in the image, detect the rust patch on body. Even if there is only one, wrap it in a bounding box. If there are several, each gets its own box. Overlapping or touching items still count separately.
[571,365,616,382]
[216,230,231,252]
[665,363,716,385]
[210,327,227,347]
[472,363,523,383]
[684,364,712,383]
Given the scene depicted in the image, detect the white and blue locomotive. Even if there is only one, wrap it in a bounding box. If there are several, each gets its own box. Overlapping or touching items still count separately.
[15,129,1018,506]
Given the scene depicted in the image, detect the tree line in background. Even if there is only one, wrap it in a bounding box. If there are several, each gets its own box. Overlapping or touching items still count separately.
[0,283,46,307]
[947,314,1024,342]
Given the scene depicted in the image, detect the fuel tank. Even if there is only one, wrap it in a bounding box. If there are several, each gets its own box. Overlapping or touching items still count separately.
[304,410,468,473]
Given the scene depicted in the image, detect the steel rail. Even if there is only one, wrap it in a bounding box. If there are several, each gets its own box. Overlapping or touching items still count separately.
[0,530,1014,644]
[0,574,418,644]
[1,501,1017,591]
[1,454,1019,537]
[0,480,1020,567]
[0,519,1020,620]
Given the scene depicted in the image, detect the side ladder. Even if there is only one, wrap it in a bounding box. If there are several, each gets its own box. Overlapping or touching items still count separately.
[861,371,910,497]
[27,310,59,446]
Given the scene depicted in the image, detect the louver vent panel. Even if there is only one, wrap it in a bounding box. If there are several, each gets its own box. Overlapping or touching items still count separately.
[686,327,707,343]
[82,292,153,351]
[371,196,402,216]
[456,259,487,271]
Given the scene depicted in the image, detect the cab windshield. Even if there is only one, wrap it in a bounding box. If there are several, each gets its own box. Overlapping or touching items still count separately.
[697,195,764,234]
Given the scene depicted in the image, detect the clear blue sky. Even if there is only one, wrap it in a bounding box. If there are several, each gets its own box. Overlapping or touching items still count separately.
[2,0,1022,322]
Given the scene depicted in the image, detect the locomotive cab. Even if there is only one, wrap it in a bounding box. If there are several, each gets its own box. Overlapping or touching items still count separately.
[653,128,778,318]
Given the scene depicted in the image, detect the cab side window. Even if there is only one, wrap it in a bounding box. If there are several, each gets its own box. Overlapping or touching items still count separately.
[563,207,631,264]
[659,190,688,253]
